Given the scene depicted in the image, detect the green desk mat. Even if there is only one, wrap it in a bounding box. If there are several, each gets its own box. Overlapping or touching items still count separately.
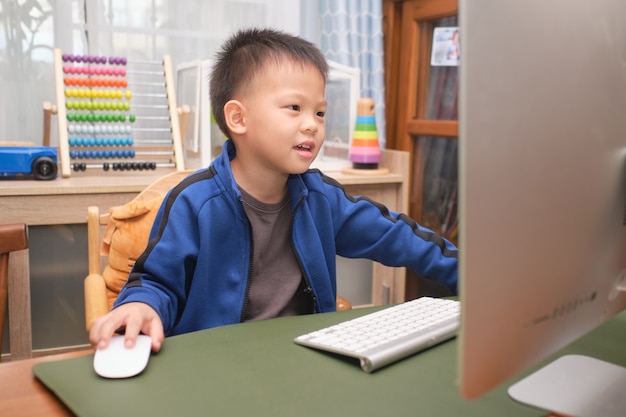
[33,307,626,417]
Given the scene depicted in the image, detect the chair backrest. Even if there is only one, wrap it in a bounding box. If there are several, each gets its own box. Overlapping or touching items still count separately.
[0,223,29,361]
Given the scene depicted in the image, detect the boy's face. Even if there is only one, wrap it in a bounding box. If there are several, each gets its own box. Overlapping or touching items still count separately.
[236,60,327,175]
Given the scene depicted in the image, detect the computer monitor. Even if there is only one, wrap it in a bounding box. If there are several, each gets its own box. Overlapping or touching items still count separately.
[457,0,626,414]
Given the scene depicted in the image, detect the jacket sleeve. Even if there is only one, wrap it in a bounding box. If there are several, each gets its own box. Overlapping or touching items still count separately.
[325,181,458,295]
[114,188,200,332]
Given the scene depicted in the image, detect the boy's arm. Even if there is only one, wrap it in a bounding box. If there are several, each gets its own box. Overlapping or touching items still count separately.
[114,192,201,332]
[332,192,458,294]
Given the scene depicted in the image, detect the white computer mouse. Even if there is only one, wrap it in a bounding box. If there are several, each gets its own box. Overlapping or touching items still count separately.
[93,334,152,379]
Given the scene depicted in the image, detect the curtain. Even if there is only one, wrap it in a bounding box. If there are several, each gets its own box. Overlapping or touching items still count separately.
[318,0,386,148]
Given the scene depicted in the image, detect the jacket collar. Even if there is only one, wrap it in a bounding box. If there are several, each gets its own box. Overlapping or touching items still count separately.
[215,140,309,209]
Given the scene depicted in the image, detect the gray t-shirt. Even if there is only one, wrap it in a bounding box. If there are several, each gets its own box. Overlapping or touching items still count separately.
[239,186,312,321]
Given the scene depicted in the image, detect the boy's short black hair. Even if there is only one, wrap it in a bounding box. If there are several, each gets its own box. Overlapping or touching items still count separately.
[209,28,329,138]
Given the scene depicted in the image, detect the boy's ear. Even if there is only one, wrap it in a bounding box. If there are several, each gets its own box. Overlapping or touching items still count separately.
[224,100,246,135]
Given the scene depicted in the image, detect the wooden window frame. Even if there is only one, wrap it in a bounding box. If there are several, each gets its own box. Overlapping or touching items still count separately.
[386,0,458,224]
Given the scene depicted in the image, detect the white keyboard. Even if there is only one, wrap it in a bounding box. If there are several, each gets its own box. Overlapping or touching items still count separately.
[294,297,460,372]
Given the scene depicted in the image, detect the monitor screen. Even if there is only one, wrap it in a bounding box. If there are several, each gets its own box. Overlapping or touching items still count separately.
[457,0,626,413]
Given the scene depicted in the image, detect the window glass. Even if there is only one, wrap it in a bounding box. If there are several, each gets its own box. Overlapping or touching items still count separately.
[424,16,458,121]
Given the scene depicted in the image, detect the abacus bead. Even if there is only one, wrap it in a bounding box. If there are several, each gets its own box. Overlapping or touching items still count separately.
[129,114,136,123]
[103,163,109,171]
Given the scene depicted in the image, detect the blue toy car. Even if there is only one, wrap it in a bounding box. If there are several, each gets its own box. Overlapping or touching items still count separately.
[0,146,58,180]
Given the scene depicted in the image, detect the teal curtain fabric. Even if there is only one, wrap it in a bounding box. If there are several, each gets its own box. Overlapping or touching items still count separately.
[319,0,386,148]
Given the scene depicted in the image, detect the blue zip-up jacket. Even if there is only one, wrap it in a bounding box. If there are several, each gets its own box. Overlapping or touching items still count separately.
[115,140,458,336]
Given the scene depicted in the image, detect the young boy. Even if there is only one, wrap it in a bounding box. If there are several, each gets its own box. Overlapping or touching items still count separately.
[89,28,458,353]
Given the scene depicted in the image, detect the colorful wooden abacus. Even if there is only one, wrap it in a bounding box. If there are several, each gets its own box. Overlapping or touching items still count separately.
[50,48,185,177]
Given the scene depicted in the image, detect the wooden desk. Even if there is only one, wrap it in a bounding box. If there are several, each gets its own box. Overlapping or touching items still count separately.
[0,349,92,417]
[0,150,408,359]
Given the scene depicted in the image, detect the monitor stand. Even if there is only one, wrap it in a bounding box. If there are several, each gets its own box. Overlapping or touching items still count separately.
[508,354,626,417]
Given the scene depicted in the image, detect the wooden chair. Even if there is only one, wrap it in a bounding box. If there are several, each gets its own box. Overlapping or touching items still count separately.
[0,223,29,362]
[84,171,351,332]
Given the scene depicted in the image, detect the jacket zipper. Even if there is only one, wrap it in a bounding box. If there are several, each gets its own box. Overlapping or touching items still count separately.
[289,196,319,314]
[239,199,254,323]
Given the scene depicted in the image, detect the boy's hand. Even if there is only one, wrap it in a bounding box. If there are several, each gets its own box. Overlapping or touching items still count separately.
[89,302,164,353]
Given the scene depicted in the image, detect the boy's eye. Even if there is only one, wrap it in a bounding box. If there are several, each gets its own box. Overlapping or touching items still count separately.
[288,105,300,111]
[316,111,325,118]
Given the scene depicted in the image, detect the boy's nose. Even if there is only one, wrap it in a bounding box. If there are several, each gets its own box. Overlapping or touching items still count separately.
[302,116,324,136]
[303,120,319,136]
